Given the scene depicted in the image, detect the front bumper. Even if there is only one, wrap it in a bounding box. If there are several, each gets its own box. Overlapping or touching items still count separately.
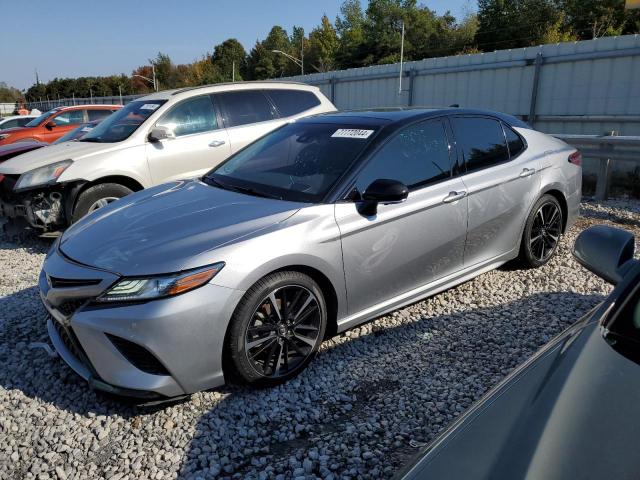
[40,246,244,398]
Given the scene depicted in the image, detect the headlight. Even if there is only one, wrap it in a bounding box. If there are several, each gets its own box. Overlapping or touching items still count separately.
[0,134,10,141]
[15,160,73,190]
[97,263,225,302]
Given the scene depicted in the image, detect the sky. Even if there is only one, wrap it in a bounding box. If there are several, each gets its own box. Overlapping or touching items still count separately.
[1,0,473,91]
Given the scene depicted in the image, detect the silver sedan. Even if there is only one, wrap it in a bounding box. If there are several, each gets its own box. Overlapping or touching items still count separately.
[39,108,581,400]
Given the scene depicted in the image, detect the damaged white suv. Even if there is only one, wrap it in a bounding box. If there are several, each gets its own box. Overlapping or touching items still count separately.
[0,82,335,236]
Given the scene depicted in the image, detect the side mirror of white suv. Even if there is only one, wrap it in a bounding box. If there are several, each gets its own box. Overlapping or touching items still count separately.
[148,126,176,143]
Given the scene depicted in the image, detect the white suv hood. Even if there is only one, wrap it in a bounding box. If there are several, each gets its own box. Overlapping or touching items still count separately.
[0,141,126,175]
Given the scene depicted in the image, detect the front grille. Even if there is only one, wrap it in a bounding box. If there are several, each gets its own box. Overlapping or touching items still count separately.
[0,174,20,202]
[106,334,170,376]
[49,277,101,288]
[52,319,91,367]
[56,299,89,317]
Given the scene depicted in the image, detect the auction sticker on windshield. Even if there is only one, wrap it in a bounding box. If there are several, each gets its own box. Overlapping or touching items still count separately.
[140,104,161,110]
[331,129,374,139]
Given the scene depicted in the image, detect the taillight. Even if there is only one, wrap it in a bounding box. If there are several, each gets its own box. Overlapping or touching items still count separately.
[0,174,4,183]
[568,151,582,166]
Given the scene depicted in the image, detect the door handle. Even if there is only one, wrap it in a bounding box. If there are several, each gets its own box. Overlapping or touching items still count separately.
[443,190,467,203]
[519,167,536,178]
[209,140,226,147]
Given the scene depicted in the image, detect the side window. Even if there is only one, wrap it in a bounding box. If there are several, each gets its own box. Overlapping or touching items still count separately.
[451,117,509,172]
[216,90,278,128]
[503,123,525,158]
[53,110,85,126]
[17,117,32,127]
[356,119,451,192]
[88,109,114,122]
[3,119,19,128]
[265,89,321,117]
[156,95,217,137]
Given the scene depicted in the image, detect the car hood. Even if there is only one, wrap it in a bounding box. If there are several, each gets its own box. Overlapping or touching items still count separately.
[400,318,640,480]
[0,140,125,174]
[0,141,46,159]
[59,179,304,276]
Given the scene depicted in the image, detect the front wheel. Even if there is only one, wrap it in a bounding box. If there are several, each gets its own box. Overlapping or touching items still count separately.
[519,194,563,268]
[72,183,133,223]
[226,271,327,387]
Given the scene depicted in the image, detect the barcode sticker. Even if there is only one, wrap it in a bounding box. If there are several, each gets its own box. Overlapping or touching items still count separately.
[140,104,160,110]
[331,129,374,139]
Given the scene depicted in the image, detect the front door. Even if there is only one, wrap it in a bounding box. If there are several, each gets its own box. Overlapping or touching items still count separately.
[42,109,86,142]
[146,94,231,183]
[335,118,468,315]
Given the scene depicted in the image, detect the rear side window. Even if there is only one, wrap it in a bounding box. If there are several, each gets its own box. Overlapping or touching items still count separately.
[451,117,509,172]
[156,95,217,137]
[1,119,19,129]
[216,90,278,128]
[88,109,114,122]
[503,123,525,158]
[53,109,86,126]
[356,119,451,192]
[265,89,321,117]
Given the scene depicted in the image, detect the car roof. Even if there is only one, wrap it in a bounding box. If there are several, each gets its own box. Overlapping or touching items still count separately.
[298,107,530,129]
[140,81,320,101]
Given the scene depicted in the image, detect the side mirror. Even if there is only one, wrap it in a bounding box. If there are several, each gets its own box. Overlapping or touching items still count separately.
[358,178,409,216]
[148,126,175,143]
[45,121,56,130]
[573,225,636,285]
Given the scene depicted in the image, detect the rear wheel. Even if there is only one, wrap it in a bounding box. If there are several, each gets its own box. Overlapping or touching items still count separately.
[226,271,327,386]
[519,194,563,268]
[72,183,133,223]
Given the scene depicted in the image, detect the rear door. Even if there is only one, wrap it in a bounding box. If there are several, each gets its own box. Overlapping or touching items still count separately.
[335,118,468,315]
[145,94,230,183]
[215,90,285,154]
[450,116,540,267]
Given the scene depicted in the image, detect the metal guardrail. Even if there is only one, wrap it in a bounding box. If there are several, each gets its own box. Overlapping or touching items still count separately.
[554,133,640,201]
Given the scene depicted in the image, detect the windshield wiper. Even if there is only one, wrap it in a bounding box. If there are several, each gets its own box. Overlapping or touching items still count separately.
[79,137,102,143]
[203,176,282,200]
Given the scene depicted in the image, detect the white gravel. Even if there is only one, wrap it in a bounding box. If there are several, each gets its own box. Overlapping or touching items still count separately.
[1,199,639,480]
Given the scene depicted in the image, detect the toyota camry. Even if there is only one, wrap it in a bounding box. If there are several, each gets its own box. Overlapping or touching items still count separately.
[39,108,582,400]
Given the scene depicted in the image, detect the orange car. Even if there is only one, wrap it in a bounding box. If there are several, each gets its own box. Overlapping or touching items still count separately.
[0,105,121,146]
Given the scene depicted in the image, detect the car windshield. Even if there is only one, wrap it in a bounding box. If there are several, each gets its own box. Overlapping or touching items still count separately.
[53,122,98,144]
[80,100,166,143]
[205,122,377,203]
[25,108,59,128]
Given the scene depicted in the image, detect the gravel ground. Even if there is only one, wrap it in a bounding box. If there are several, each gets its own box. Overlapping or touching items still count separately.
[1,198,639,480]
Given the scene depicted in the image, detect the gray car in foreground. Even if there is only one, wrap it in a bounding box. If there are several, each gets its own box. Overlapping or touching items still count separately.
[39,108,581,399]
[398,225,640,480]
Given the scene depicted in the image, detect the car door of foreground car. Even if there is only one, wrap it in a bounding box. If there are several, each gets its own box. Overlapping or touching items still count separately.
[335,118,468,316]
[451,116,541,267]
[215,90,286,154]
[146,94,231,183]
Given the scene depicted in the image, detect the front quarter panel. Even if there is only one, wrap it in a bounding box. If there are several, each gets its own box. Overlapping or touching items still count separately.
[185,204,348,320]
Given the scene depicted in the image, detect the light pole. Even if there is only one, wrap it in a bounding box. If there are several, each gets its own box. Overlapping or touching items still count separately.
[271,50,304,75]
[132,64,157,91]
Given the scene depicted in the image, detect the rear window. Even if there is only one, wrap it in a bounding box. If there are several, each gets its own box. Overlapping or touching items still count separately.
[216,90,278,128]
[88,109,115,121]
[265,89,321,117]
[451,117,509,172]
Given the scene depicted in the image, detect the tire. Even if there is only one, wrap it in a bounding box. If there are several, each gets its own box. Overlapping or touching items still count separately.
[226,271,327,387]
[519,194,563,268]
[72,183,133,223]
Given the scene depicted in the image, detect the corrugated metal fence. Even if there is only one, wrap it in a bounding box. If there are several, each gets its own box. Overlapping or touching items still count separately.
[25,95,143,112]
[284,35,640,136]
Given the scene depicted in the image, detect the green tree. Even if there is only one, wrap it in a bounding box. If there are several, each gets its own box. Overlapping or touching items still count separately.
[262,26,292,76]
[212,38,247,81]
[335,0,366,68]
[0,82,23,103]
[560,0,640,39]
[247,41,277,80]
[307,15,340,72]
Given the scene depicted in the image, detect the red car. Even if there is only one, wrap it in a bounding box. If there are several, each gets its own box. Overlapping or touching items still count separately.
[0,105,120,146]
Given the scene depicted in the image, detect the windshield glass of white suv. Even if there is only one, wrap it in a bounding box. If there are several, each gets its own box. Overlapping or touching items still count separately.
[205,122,377,203]
[80,100,166,143]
